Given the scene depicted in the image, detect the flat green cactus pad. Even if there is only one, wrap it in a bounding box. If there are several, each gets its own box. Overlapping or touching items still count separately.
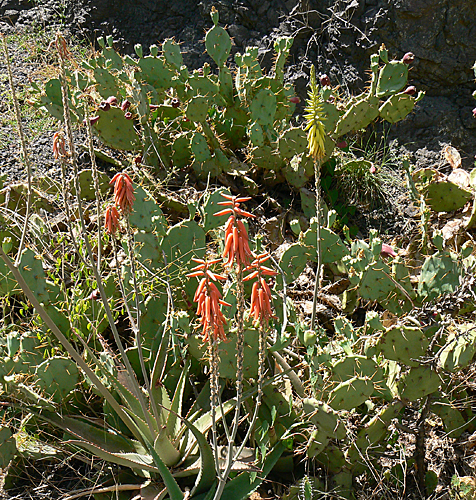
[250,89,277,127]
[172,134,193,168]
[376,61,408,97]
[333,97,379,137]
[0,427,17,469]
[302,398,346,439]
[94,107,141,151]
[276,243,310,289]
[425,181,473,212]
[284,154,312,189]
[439,324,476,372]
[377,326,429,367]
[398,366,440,401]
[190,132,211,162]
[35,357,80,403]
[129,186,167,233]
[205,25,231,67]
[379,92,416,123]
[138,56,174,89]
[278,128,308,159]
[162,38,183,70]
[328,376,374,411]
[418,251,461,301]
[186,96,209,123]
[70,169,110,201]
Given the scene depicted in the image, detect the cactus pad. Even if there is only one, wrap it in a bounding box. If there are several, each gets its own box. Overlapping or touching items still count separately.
[425,181,473,212]
[162,38,183,70]
[375,61,408,97]
[398,366,440,401]
[439,324,476,372]
[137,55,174,89]
[0,427,17,468]
[328,376,374,411]
[35,357,80,403]
[94,107,141,151]
[186,96,209,123]
[190,132,211,163]
[187,329,258,379]
[278,128,308,159]
[418,251,461,301]
[205,25,231,67]
[250,89,277,127]
[377,326,429,367]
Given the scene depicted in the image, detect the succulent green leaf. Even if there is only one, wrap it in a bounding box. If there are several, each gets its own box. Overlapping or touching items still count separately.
[328,376,374,410]
[35,357,80,403]
[162,38,183,70]
[376,326,429,367]
[439,323,476,372]
[94,106,141,151]
[205,25,231,67]
[250,89,277,127]
[186,96,209,123]
[376,61,408,97]
[398,366,440,401]
[424,181,473,212]
[418,251,461,301]
[0,427,17,468]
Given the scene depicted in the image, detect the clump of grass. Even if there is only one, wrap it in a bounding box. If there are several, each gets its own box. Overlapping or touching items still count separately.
[332,125,402,209]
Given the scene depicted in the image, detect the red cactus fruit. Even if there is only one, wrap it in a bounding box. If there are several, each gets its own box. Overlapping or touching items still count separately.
[403,52,415,64]
[99,101,110,111]
[320,74,331,86]
[403,86,416,95]
[106,96,118,106]
[121,99,131,111]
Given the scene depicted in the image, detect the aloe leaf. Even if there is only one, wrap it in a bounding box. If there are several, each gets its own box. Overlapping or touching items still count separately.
[150,328,172,414]
[70,441,160,473]
[152,400,217,496]
[0,248,142,442]
[154,427,182,467]
[181,399,235,459]
[166,362,188,438]
[172,409,216,496]
[192,443,285,500]
[75,332,158,439]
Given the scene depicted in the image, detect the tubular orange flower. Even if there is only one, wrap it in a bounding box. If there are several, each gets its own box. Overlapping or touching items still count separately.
[245,253,277,325]
[52,131,67,160]
[187,258,230,342]
[214,193,255,269]
[104,204,120,235]
[110,172,135,213]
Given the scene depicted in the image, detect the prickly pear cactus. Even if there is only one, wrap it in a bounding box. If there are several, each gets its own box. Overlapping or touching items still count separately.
[328,376,374,410]
[0,427,17,468]
[35,357,80,404]
[376,326,429,367]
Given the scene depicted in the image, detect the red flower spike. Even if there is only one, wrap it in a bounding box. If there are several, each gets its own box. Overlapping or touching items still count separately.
[189,258,231,342]
[110,172,135,213]
[104,205,120,235]
[245,251,277,325]
[52,131,68,160]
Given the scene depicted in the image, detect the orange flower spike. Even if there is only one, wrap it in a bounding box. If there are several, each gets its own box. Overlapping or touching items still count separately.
[104,205,120,235]
[110,172,135,213]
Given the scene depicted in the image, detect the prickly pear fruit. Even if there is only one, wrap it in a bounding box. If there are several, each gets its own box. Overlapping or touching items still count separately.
[402,52,415,64]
